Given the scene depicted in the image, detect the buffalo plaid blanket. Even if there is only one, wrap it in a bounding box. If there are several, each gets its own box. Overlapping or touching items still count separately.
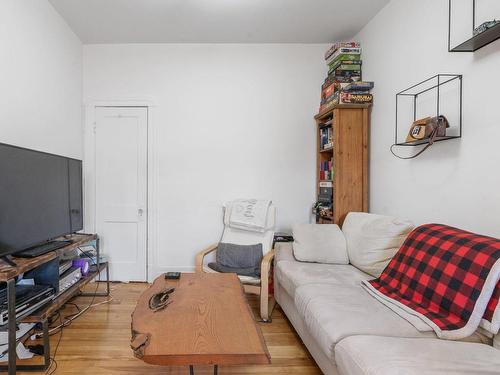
[362,224,500,340]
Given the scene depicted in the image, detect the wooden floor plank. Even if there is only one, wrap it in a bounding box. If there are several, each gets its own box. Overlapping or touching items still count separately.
[15,282,321,375]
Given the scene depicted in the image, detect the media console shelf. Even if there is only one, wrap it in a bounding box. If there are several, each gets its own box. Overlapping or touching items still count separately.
[0,233,109,375]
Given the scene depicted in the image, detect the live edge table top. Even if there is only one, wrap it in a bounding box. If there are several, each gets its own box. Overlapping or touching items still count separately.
[131,273,271,367]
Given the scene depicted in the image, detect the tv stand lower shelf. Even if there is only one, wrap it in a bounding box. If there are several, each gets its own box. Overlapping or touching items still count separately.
[0,233,109,375]
[22,262,109,323]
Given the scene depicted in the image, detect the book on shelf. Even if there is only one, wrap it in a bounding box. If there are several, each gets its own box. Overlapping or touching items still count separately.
[324,42,360,60]
[318,42,374,113]
[319,93,339,113]
[328,69,362,79]
[319,126,333,149]
[319,160,333,180]
[321,83,336,100]
[329,60,362,70]
[324,71,359,87]
[326,48,362,65]
[320,171,333,180]
[343,81,375,92]
[331,75,362,84]
[319,119,333,126]
[328,63,362,74]
[340,92,373,104]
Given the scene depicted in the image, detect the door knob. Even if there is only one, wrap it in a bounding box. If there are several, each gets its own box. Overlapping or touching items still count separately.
[138,208,144,216]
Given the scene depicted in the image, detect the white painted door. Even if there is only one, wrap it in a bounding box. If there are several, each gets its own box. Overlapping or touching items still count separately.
[95,107,148,281]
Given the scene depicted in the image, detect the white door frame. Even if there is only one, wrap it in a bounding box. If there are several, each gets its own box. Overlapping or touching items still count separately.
[83,99,159,282]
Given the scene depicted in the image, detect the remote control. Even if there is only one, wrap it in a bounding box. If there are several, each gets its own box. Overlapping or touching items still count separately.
[165,272,181,280]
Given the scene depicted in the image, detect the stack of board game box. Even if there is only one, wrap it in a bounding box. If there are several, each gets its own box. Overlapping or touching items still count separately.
[319,42,374,113]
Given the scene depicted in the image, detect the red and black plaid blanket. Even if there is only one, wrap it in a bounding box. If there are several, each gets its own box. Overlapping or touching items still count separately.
[362,224,500,339]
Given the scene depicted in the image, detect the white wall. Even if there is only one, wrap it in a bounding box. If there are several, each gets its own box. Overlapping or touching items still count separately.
[83,44,327,275]
[0,0,83,158]
[355,0,500,237]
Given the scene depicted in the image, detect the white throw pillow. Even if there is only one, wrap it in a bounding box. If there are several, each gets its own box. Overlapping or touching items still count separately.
[292,224,348,264]
[342,212,414,277]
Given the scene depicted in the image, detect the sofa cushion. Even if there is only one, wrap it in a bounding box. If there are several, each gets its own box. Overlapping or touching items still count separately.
[335,336,500,375]
[292,224,349,264]
[275,260,371,298]
[294,283,435,361]
[342,212,414,277]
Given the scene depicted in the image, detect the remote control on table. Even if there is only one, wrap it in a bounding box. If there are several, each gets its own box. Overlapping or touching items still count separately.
[165,272,181,280]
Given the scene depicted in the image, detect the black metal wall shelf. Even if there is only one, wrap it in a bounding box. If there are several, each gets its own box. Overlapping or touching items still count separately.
[449,0,500,52]
[395,136,461,147]
[395,74,463,147]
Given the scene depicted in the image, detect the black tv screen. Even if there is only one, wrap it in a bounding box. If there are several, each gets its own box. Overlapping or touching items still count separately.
[0,143,83,256]
[68,158,83,233]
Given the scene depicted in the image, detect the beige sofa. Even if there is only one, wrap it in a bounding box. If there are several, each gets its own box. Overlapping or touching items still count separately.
[273,213,500,375]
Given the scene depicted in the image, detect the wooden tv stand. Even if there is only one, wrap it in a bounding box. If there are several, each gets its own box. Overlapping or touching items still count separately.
[0,233,109,375]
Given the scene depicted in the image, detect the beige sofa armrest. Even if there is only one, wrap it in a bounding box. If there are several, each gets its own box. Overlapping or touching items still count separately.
[274,242,296,263]
[195,243,218,273]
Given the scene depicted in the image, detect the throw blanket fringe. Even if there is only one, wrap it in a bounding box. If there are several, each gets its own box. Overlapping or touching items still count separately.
[363,224,500,340]
[228,199,271,233]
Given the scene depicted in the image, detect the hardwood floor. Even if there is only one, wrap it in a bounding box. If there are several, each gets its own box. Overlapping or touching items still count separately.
[18,282,322,374]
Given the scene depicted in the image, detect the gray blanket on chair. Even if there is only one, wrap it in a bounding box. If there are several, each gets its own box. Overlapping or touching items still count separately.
[208,242,263,277]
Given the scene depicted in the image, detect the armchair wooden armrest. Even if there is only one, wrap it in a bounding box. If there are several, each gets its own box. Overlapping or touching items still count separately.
[195,243,218,273]
[259,249,276,322]
[260,249,275,282]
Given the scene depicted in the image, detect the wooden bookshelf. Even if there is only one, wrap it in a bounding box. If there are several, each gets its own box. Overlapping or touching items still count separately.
[315,104,371,225]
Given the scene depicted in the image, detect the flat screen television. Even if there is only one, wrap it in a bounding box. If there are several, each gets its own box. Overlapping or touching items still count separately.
[0,143,83,257]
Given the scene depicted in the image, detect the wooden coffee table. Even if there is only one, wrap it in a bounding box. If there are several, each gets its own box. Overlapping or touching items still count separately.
[131,273,271,374]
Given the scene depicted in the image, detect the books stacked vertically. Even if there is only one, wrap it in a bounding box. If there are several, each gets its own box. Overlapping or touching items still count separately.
[319,42,374,113]
[319,121,333,150]
[319,159,333,181]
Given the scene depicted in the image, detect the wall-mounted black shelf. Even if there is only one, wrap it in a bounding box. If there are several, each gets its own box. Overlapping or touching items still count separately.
[449,0,500,52]
[395,136,461,147]
[451,22,500,52]
[395,74,462,147]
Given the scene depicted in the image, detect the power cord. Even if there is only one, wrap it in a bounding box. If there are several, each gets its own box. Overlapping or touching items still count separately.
[41,249,103,372]
[45,312,63,375]
[33,245,112,340]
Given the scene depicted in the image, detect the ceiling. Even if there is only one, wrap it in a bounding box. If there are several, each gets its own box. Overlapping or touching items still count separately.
[48,0,389,44]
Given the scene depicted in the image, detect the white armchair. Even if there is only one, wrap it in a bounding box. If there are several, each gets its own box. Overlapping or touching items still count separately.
[195,203,276,322]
